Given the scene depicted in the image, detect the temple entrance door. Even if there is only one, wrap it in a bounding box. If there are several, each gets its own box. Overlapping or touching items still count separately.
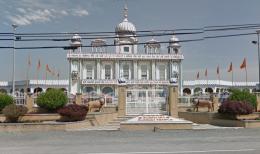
[126,89,167,115]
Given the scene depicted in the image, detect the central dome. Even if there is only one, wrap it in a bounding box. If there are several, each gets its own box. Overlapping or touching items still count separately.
[115,5,136,34]
[115,18,136,34]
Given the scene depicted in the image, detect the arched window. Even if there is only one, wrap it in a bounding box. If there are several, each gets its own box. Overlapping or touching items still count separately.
[83,87,94,93]
[183,88,191,95]
[102,87,113,95]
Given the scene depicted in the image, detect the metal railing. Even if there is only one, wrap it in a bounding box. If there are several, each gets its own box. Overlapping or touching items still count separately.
[178,95,211,107]
[14,92,26,106]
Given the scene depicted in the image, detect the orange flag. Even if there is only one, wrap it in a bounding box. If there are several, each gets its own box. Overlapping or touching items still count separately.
[46,64,51,73]
[240,58,246,69]
[28,54,31,67]
[205,68,208,77]
[196,72,199,79]
[228,62,232,72]
[37,59,41,70]
[217,65,220,75]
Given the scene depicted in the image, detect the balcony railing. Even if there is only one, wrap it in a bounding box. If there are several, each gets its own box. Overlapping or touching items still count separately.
[67,53,184,60]
[81,79,177,85]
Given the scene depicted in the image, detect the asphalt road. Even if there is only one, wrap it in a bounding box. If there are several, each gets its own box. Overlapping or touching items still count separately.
[0,128,260,154]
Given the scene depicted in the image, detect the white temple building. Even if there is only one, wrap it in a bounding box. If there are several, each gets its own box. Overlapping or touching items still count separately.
[67,5,183,96]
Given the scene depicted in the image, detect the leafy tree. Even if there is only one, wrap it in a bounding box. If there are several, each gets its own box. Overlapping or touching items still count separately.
[0,93,14,111]
[36,89,68,112]
[229,89,257,109]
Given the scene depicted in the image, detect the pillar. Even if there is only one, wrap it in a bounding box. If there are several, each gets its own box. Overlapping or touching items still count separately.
[152,61,156,80]
[168,85,178,117]
[118,85,126,117]
[133,60,138,80]
[255,93,260,111]
[212,95,219,112]
[97,60,101,80]
[115,61,119,79]
[179,61,183,96]
[25,94,34,113]
[76,93,82,105]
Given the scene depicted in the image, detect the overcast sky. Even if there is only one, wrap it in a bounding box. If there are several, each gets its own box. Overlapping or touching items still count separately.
[0,0,260,82]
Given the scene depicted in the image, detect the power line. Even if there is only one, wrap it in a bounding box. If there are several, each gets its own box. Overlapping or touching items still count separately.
[0,31,255,50]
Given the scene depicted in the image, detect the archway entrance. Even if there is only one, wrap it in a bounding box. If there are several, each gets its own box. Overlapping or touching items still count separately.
[183,88,191,95]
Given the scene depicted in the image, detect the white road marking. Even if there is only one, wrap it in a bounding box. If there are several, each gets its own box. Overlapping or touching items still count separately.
[86,149,256,154]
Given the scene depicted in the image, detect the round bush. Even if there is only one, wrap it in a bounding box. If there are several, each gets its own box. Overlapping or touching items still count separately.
[36,89,68,112]
[57,104,88,122]
[3,104,28,122]
[218,101,253,115]
[229,89,257,109]
[0,93,14,111]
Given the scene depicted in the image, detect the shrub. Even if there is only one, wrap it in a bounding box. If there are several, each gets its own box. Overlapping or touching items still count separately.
[57,104,88,122]
[3,104,28,122]
[0,93,14,111]
[229,89,257,109]
[36,89,68,112]
[218,101,253,115]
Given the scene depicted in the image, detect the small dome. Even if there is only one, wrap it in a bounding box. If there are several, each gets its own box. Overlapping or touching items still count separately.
[145,38,160,49]
[115,18,136,34]
[147,38,158,43]
[70,34,82,47]
[169,35,180,47]
[169,35,179,42]
[91,39,106,47]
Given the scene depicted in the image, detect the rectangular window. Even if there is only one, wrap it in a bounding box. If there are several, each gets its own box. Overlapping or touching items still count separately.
[124,46,129,52]
[86,65,93,79]
[141,65,147,80]
[105,65,111,79]
[159,65,165,80]
[123,65,129,79]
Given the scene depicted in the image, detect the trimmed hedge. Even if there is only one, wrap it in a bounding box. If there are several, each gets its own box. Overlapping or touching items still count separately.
[3,104,28,122]
[57,104,88,122]
[36,89,68,112]
[218,101,253,115]
[0,93,14,111]
[229,89,257,109]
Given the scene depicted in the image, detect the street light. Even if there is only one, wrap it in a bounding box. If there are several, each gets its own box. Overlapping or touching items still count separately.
[12,24,18,96]
[252,30,260,90]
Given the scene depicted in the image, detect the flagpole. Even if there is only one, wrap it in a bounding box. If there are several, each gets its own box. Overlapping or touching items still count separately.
[45,69,47,85]
[57,70,60,86]
[245,66,248,87]
[26,62,29,94]
[232,70,234,87]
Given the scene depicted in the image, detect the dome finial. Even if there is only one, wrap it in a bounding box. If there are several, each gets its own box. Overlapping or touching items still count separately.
[123,2,128,19]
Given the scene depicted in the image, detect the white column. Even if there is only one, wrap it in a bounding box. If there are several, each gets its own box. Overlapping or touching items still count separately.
[152,61,156,80]
[115,61,119,79]
[77,60,80,93]
[97,85,101,94]
[179,61,183,96]
[133,61,138,80]
[97,60,101,80]
[191,88,194,95]
[68,59,72,94]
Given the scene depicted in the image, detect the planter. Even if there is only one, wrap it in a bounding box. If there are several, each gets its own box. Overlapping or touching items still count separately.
[236,114,258,120]
[217,113,258,120]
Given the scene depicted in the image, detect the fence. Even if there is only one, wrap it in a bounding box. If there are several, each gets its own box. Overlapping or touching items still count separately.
[81,93,118,107]
[14,92,26,106]
[126,89,167,115]
[178,95,211,107]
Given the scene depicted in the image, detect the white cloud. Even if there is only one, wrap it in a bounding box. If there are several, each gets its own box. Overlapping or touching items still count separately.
[2,1,89,26]
[72,9,89,17]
